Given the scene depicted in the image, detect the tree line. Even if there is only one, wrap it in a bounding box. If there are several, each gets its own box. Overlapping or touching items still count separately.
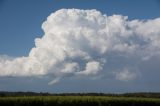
[0,91,160,98]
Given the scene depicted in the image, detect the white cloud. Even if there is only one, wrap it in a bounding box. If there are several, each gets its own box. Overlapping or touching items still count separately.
[0,9,160,84]
[76,61,102,75]
[114,68,137,81]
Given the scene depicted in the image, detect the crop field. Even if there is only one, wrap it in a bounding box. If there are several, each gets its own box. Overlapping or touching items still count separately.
[0,96,160,106]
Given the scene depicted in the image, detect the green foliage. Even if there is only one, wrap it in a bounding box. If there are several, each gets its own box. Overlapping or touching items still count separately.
[0,96,160,106]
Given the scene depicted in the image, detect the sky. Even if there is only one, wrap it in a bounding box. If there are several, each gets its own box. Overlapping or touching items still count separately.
[0,0,160,93]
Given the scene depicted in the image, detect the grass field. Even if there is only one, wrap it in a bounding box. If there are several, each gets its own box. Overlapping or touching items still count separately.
[0,96,160,106]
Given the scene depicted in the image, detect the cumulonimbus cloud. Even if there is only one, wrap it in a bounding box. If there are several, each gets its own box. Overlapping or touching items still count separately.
[0,9,160,84]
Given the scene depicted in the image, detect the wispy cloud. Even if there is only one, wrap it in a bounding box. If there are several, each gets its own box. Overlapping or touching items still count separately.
[114,68,137,81]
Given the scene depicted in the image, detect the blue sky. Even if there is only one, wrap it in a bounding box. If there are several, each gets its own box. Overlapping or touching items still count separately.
[0,0,160,93]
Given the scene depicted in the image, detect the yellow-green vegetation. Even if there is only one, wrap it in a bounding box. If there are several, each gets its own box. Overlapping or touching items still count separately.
[0,96,160,106]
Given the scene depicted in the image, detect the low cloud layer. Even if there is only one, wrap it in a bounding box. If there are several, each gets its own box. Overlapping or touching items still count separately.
[0,9,160,84]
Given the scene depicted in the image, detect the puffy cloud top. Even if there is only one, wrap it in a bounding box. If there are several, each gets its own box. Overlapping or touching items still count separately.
[0,9,160,83]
